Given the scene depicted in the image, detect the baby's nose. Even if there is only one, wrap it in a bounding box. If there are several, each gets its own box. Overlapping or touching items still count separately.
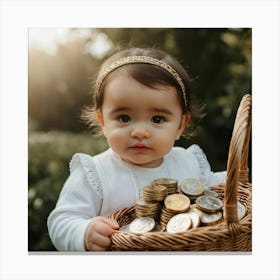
[130,123,150,138]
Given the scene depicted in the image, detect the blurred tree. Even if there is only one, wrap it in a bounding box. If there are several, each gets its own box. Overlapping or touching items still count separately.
[29,38,98,132]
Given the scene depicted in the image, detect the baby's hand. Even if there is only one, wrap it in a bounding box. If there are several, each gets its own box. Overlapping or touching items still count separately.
[85,216,119,251]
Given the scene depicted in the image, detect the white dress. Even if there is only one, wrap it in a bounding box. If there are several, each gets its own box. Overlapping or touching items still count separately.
[47,144,226,251]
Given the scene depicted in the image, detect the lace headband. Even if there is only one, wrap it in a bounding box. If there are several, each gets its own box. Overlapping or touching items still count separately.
[95,55,187,108]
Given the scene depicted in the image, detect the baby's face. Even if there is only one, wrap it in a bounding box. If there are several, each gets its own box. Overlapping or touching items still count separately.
[98,73,190,168]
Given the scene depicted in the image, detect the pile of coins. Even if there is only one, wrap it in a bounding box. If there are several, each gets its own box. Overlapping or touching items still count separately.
[193,195,224,225]
[159,193,190,228]
[117,178,247,234]
[143,184,168,202]
[135,197,162,220]
[153,178,178,194]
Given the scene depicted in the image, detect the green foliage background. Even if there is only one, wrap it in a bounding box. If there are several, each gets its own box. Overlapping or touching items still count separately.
[28,28,251,251]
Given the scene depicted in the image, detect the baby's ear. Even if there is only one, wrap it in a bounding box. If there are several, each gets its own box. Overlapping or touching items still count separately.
[96,112,107,136]
[175,114,191,140]
[96,112,104,126]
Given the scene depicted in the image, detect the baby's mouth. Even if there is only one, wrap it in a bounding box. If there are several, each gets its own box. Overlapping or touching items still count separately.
[130,144,151,152]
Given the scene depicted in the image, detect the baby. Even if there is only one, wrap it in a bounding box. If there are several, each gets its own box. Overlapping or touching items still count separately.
[47,47,226,251]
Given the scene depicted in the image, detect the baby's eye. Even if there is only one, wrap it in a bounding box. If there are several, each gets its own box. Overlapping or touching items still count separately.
[118,115,131,123]
[151,116,165,124]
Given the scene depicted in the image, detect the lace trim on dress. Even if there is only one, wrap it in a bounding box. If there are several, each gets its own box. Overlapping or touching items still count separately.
[69,153,103,200]
[188,144,211,185]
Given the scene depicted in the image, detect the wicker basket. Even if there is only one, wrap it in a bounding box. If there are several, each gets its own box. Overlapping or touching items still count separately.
[109,94,252,251]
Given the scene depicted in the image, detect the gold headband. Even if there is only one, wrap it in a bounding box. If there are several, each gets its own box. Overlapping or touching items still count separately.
[96,55,187,108]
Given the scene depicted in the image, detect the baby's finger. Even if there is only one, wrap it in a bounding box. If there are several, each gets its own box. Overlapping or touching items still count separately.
[94,218,118,235]
[86,231,111,251]
[104,217,119,229]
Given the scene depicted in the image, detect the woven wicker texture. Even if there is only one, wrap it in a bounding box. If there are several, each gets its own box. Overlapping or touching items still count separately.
[109,94,252,251]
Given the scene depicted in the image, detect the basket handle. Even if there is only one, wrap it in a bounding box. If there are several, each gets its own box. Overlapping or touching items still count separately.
[224,94,252,236]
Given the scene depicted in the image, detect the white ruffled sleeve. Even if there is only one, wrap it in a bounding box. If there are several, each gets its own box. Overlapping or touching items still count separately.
[47,153,103,251]
[187,144,227,187]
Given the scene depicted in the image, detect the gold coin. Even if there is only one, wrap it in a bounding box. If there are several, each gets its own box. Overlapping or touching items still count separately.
[200,211,223,225]
[143,185,168,202]
[135,213,159,220]
[161,205,179,216]
[135,201,161,219]
[166,213,192,233]
[159,206,176,226]
[153,178,178,194]
[135,198,161,215]
[129,217,156,233]
[164,193,190,212]
[196,195,223,213]
[153,178,178,186]
[136,197,157,207]
[189,205,204,217]
[180,178,204,196]
[160,212,174,222]
[160,216,173,224]
[159,220,168,228]
[143,184,167,193]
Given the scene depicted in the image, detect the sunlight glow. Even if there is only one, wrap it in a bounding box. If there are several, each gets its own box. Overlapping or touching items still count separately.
[29,28,70,55]
[28,28,112,58]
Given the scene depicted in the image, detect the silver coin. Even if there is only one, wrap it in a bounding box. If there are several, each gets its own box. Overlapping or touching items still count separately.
[185,211,200,228]
[200,211,223,225]
[119,224,130,232]
[180,178,204,196]
[166,213,192,233]
[238,201,246,220]
[196,195,223,213]
[203,189,219,198]
[129,217,155,233]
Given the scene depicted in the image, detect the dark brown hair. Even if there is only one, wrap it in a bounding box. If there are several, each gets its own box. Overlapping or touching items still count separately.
[82,47,204,138]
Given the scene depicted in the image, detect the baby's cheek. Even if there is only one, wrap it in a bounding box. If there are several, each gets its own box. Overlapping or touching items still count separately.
[106,130,126,149]
[155,134,176,153]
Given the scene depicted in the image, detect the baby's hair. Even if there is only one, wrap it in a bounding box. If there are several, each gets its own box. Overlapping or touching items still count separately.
[82,47,204,138]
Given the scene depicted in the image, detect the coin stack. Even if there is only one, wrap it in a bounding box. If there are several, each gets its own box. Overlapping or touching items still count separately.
[143,184,168,202]
[135,197,162,220]
[180,178,205,202]
[159,205,177,228]
[153,178,178,194]
[159,193,190,228]
[194,195,224,225]
[118,178,247,235]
